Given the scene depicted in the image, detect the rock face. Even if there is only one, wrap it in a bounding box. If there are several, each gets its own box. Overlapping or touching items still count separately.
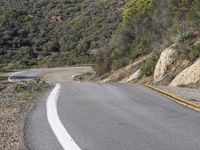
[154,45,178,83]
[170,59,200,87]
[120,69,141,83]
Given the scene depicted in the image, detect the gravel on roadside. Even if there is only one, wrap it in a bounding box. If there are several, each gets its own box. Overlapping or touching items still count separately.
[0,80,50,150]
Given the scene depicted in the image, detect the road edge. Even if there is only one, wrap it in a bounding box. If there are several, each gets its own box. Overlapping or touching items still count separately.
[8,71,24,82]
[6,71,51,149]
[144,84,200,112]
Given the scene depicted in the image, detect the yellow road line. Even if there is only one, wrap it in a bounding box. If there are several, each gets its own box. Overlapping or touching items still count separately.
[144,84,200,112]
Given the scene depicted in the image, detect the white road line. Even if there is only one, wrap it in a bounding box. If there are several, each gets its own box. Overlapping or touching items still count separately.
[8,71,25,82]
[46,83,81,150]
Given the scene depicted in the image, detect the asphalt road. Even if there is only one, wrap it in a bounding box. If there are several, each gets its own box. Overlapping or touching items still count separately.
[11,67,200,150]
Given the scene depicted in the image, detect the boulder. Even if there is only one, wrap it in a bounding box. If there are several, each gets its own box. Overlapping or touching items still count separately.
[120,69,141,83]
[154,45,178,83]
[170,59,200,87]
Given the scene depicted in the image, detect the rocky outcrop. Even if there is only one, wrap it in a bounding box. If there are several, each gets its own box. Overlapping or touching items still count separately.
[170,59,200,87]
[154,44,191,85]
[100,63,139,83]
[51,16,63,22]
[154,45,178,83]
[120,69,141,83]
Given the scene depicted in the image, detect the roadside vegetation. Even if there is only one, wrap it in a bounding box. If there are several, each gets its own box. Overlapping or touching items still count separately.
[0,79,49,149]
[140,50,162,77]
[0,70,11,84]
[73,72,95,82]
[175,26,200,59]
[95,0,200,76]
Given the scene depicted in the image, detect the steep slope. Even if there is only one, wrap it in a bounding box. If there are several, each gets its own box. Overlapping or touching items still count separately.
[98,0,200,88]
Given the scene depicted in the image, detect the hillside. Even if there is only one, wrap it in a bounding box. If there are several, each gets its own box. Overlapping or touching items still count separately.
[97,0,200,88]
[1,0,200,87]
[0,0,126,69]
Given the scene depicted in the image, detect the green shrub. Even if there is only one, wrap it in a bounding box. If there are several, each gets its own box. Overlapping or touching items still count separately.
[191,43,200,57]
[176,35,200,58]
[176,39,191,54]
[123,0,156,24]
[129,33,152,60]
[140,50,161,76]
[141,59,155,76]
[94,49,112,76]
[188,0,200,27]
[172,0,193,19]
[111,58,129,71]
[14,78,48,93]
[178,84,187,88]
[176,26,193,42]
[3,63,18,70]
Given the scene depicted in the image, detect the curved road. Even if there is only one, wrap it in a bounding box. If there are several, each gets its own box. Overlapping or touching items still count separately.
[10,67,200,150]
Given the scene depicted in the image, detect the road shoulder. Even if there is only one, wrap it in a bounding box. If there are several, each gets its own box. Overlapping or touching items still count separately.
[144,84,200,112]
[24,86,63,150]
[0,80,49,149]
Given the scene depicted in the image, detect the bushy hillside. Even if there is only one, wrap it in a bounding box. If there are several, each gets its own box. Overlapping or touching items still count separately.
[0,0,126,69]
[95,0,200,76]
